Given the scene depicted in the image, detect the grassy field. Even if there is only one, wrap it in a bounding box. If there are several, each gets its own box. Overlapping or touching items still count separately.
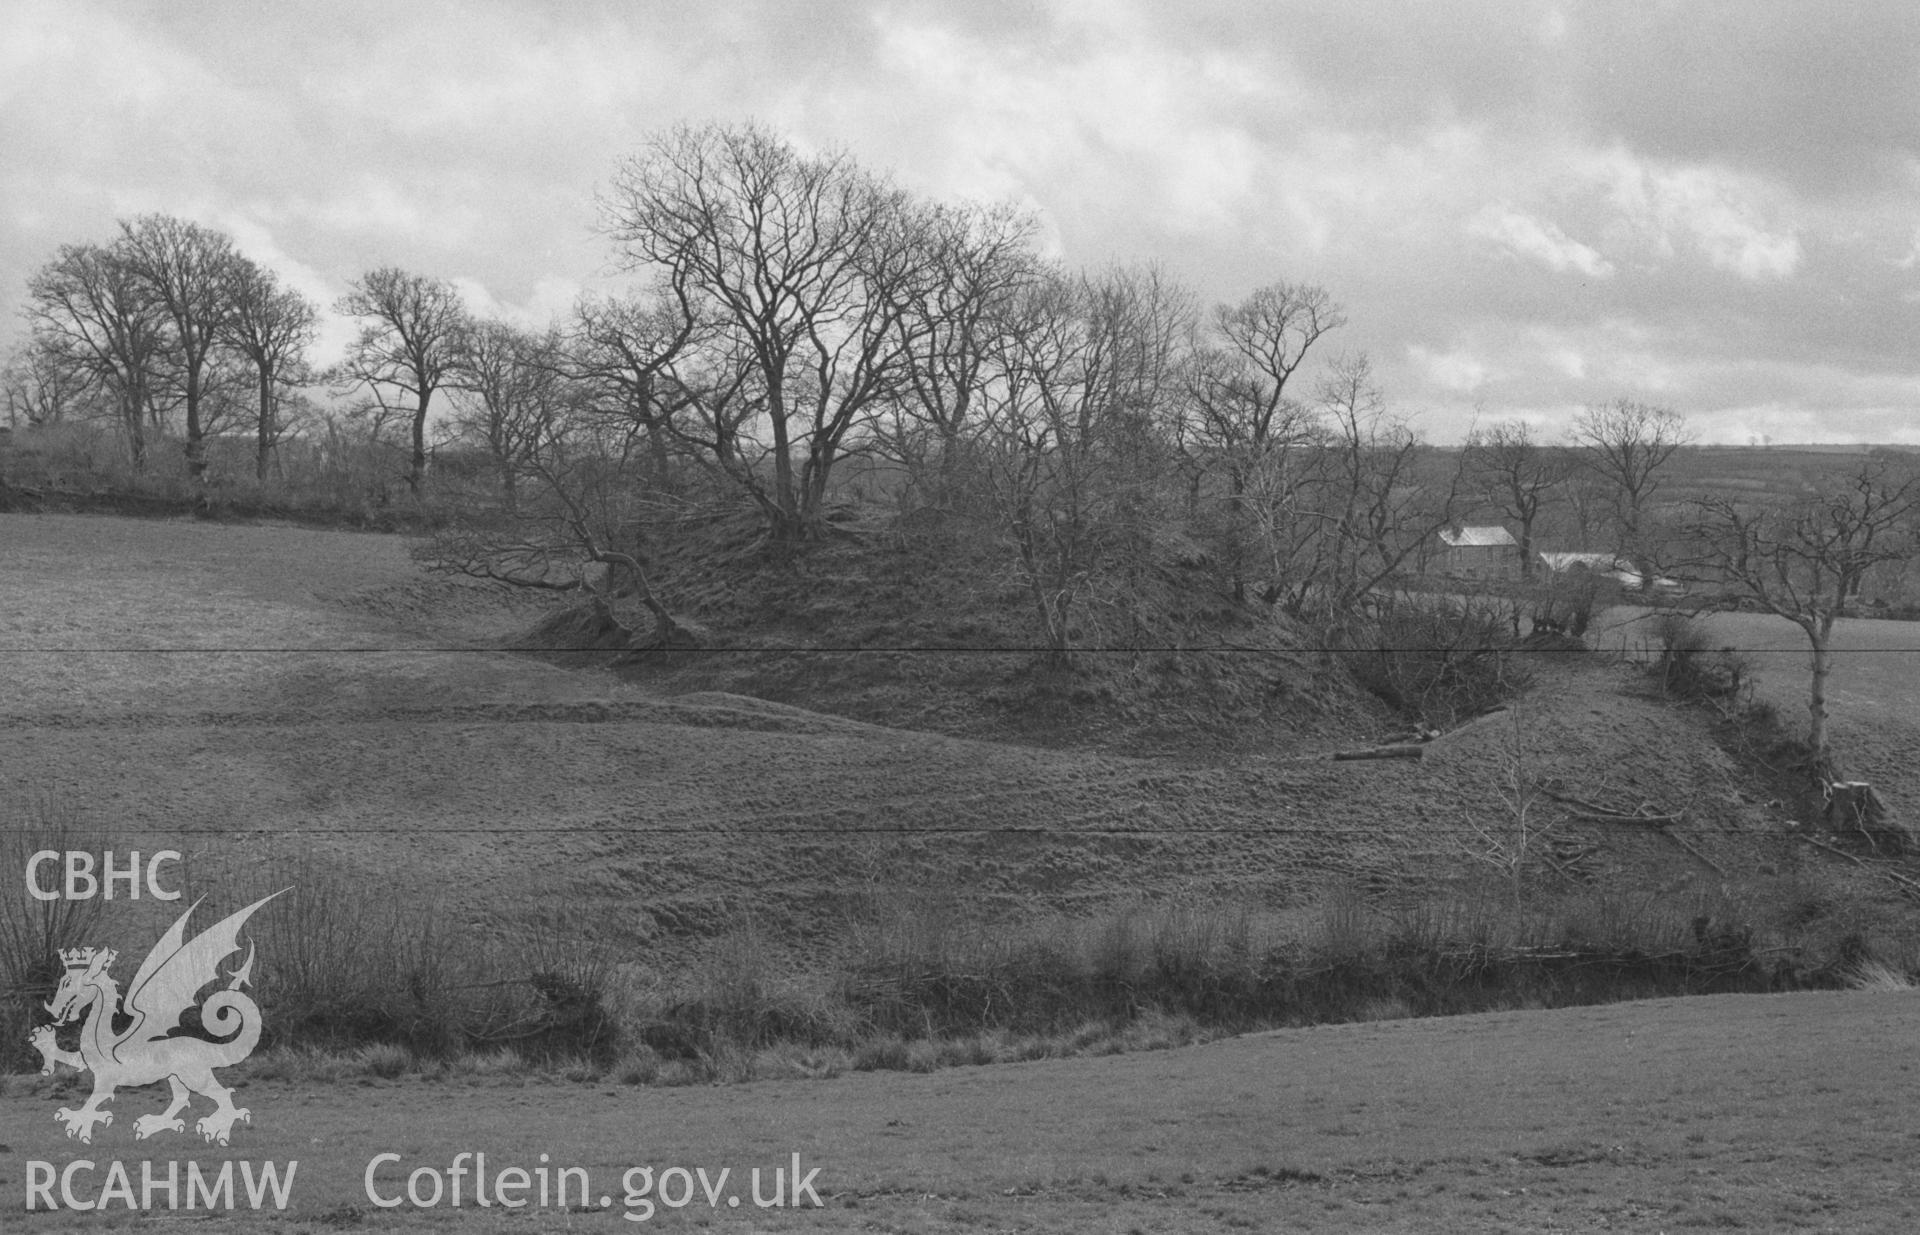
[5,512,1802,961]
[4,510,1914,980]
[7,989,1920,1231]
[7,511,1920,1229]
[1588,604,1920,817]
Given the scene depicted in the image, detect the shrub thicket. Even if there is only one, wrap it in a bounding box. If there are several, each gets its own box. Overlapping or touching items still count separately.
[0,796,115,1070]
[6,794,1890,1086]
[1,818,619,1074]
[1650,611,1751,701]
[1336,594,1532,726]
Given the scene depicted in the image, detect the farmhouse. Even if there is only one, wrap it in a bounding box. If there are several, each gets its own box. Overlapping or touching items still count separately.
[1434,525,1521,580]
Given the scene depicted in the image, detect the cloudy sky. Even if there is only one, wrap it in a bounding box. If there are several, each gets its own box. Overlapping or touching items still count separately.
[5,0,1919,443]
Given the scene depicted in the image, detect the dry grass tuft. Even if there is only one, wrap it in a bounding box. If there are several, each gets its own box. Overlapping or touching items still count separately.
[1845,959,1917,991]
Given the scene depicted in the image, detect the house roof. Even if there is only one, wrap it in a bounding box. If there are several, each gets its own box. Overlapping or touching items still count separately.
[1440,525,1518,548]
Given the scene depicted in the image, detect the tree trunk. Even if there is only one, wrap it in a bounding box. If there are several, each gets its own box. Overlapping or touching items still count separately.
[632,375,674,494]
[1228,467,1248,604]
[184,410,206,476]
[595,549,689,652]
[123,387,147,474]
[935,423,964,506]
[1807,626,1833,758]
[645,420,672,493]
[801,443,834,533]
[255,368,273,483]
[183,356,206,480]
[768,390,799,537]
[408,389,431,493]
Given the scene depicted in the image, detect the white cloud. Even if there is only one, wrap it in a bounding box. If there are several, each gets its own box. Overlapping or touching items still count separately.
[1598,350,1678,393]
[1544,346,1587,379]
[1892,225,1920,269]
[450,277,509,321]
[1587,149,1802,280]
[523,275,586,324]
[1468,203,1614,278]
[215,213,336,303]
[866,10,1296,239]
[1409,344,1496,392]
[4,2,1917,448]
[292,19,662,142]
[1538,6,1570,45]
[302,179,429,238]
[0,1,194,113]
[448,275,583,328]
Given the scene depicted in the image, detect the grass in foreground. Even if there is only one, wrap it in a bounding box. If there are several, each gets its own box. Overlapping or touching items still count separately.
[9,989,1920,1233]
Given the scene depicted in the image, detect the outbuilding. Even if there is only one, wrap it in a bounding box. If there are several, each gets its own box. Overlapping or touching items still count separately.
[1435,525,1521,580]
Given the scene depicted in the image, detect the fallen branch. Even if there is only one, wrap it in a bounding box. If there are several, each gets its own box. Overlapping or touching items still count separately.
[1568,810,1685,827]
[1659,829,1726,876]
[1332,744,1425,762]
[1539,843,1602,881]
[1539,854,1591,883]
[1795,833,1920,902]
[1544,786,1682,826]
[1799,832,1867,864]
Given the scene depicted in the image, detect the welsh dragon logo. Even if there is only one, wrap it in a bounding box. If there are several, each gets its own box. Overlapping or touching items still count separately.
[33,891,284,1146]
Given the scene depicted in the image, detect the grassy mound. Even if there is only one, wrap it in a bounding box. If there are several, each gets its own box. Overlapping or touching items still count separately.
[596,505,1390,756]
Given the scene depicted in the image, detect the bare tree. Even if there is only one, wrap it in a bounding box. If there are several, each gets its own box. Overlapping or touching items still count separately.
[2,339,96,428]
[1187,282,1343,461]
[1234,424,1333,614]
[1692,458,1920,764]
[1573,399,1690,587]
[1459,705,1556,906]
[1552,463,1614,550]
[883,200,1040,501]
[979,264,1191,662]
[1310,353,1465,617]
[1464,420,1572,578]
[566,290,698,492]
[447,320,570,510]
[221,258,316,481]
[423,426,690,650]
[1183,281,1344,601]
[117,216,243,479]
[335,268,469,493]
[429,301,703,649]
[23,243,170,470]
[601,122,938,539]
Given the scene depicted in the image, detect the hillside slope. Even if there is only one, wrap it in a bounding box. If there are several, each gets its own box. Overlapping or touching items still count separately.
[617,508,1394,758]
[5,513,1866,973]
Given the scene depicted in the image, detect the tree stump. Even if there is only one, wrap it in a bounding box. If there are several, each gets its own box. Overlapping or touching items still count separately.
[1826,780,1907,854]
[1824,781,1870,826]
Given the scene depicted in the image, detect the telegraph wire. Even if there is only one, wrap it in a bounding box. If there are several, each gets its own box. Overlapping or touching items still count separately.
[0,823,1843,837]
[0,645,1914,654]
